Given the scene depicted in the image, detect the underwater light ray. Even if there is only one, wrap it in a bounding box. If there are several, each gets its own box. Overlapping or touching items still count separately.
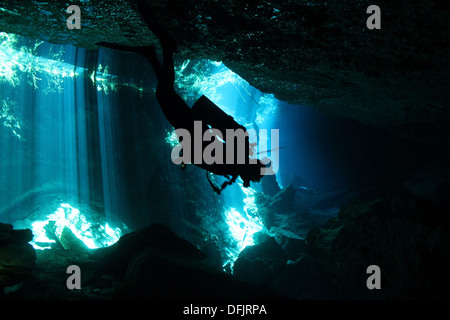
[95,49,128,224]
[0,34,130,250]
[222,183,264,267]
[73,48,91,203]
[3,34,280,266]
[1,32,148,97]
[231,81,248,104]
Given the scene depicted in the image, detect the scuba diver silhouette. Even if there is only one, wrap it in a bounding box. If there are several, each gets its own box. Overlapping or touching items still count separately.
[98,0,270,194]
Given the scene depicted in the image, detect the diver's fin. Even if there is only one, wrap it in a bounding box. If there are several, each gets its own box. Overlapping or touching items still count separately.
[96,42,159,66]
[96,42,156,55]
[136,0,160,32]
[206,172,222,195]
[96,42,136,52]
[206,172,238,195]
[136,0,178,52]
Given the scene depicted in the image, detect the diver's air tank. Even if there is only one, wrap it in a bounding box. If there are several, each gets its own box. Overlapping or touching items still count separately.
[191,95,245,133]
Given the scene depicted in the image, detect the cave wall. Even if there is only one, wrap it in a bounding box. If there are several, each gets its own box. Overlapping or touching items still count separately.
[1,0,449,143]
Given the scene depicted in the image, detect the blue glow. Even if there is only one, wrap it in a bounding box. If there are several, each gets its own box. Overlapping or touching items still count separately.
[0,33,130,249]
[173,59,279,266]
[165,129,179,148]
[174,59,279,127]
[1,33,280,268]
[223,183,264,267]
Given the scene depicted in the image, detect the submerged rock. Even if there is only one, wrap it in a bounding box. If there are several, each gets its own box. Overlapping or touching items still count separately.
[261,174,281,196]
[269,185,296,212]
[0,0,448,142]
[99,223,280,299]
[233,237,285,286]
[59,226,90,252]
[99,223,207,277]
[256,184,297,229]
[306,196,450,299]
[270,254,338,300]
[269,227,306,261]
[3,223,281,299]
[0,223,36,289]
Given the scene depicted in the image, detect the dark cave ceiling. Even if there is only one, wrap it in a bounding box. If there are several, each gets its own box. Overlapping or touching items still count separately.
[1,0,449,143]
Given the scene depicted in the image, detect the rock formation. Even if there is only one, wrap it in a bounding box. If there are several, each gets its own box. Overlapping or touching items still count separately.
[0,223,36,290]
[0,0,448,142]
